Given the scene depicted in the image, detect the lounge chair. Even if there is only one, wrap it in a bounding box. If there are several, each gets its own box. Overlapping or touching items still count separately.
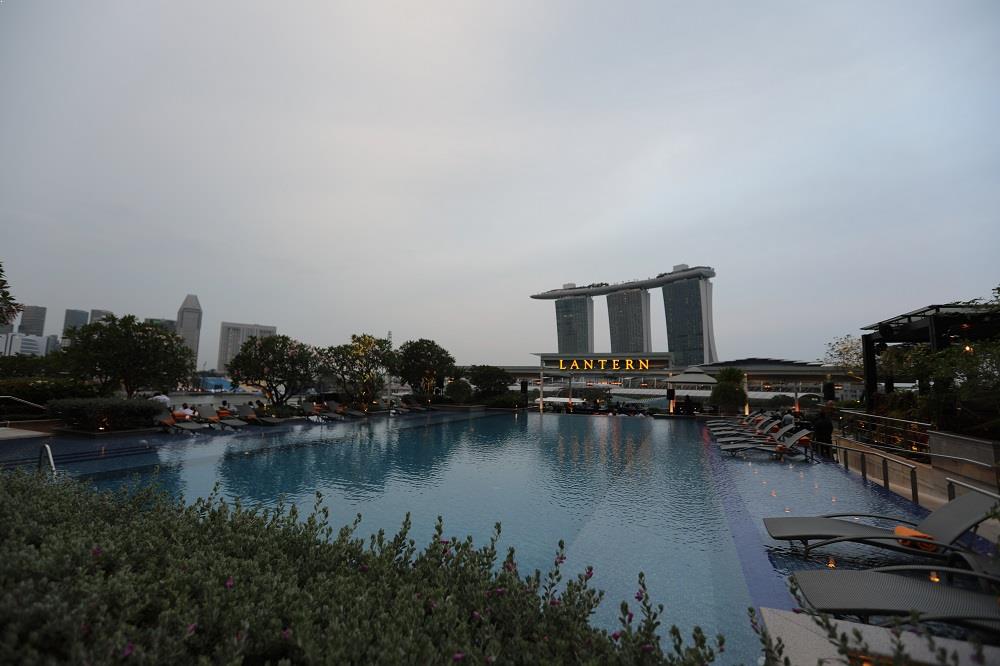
[764,490,999,559]
[710,417,780,437]
[236,404,266,425]
[303,402,345,423]
[719,428,812,454]
[715,423,796,444]
[198,406,248,429]
[157,410,211,433]
[793,565,1000,633]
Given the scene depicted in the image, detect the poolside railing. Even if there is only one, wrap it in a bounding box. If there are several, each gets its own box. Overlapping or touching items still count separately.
[820,440,921,504]
[37,442,56,475]
[838,409,932,459]
[946,476,1000,503]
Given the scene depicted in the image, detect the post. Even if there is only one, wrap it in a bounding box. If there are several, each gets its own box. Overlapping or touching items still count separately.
[910,468,919,504]
[539,363,544,414]
[882,458,889,489]
[860,453,867,482]
[843,448,849,471]
[862,333,878,411]
[947,480,955,501]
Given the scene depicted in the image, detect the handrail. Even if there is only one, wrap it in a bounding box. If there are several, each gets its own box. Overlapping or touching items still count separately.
[0,395,46,411]
[840,409,933,427]
[837,435,997,472]
[819,440,920,503]
[945,477,1000,502]
[37,443,56,474]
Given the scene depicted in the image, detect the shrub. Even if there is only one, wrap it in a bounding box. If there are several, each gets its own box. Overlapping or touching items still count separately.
[0,472,724,664]
[0,377,98,406]
[47,398,164,431]
[444,379,473,404]
[485,393,525,409]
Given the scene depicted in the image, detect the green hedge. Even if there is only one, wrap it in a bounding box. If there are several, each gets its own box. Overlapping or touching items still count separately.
[0,377,98,406]
[47,398,163,431]
[0,472,726,664]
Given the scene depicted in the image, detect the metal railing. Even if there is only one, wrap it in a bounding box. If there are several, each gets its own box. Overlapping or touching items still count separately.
[0,395,47,429]
[946,477,1000,503]
[839,409,932,459]
[37,443,56,474]
[820,439,920,504]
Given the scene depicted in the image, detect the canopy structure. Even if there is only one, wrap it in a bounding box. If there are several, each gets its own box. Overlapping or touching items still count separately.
[665,367,717,385]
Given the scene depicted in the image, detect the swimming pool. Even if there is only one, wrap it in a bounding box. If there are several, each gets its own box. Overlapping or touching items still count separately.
[34,412,929,663]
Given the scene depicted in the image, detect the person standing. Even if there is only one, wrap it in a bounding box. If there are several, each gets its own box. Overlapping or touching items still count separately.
[813,406,834,457]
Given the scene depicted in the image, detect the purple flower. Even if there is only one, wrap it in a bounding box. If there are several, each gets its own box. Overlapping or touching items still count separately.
[122,642,135,657]
[641,644,654,653]
[634,590,644,601]
[493,587,506,596]
[281,627,292,640]
[554,554,566,565]
[611,631,622,641]
[453,652,465,662]
[584,566,593,580]
[225,576,235,589]
[485,657,496,664]
[91,545,104,558]
[471,611,481,621]
[186,623,197,636]
[549,598,560,606]
[359,563,369,573]
[627,611,634,623]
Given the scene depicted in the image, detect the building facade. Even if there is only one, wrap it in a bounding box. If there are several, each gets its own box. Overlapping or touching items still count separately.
[63,309,90,335]
[145,318,177,332]
[661,265,718,368]
[607,288,651,353]
[176,294,202,364]
[18,305,46,336]
[554,291,594,354]
[89,309,113,324]
[217,321,277,371]
[1,333,47,357]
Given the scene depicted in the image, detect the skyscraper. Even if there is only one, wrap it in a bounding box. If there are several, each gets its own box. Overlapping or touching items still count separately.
[661,265,718,368]
[176,294,203,363]
[18,305,46,336]
[554,291,594,354]
[145,318,177,332]
[63,309,90,335]
[90,309,113,324]
[218,322,278,371]
[607,289,651,353]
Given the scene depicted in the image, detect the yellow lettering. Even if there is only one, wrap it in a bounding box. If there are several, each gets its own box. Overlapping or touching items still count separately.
[625,359,634,370]
[570,360,580,370]
[559,359,566,370]
[639,359,649,370]
[598,359,607,369]
[612,359,620,370]
[584,360,594,370]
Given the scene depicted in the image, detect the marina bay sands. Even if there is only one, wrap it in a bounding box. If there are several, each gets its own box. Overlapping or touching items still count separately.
[530,263,718,367]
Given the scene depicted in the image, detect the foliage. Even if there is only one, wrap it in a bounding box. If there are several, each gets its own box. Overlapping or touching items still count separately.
[0,353,67,378]
[227,335,317,407]
[0,261,21,327]
[47,398,165,431]
[709,368,746,415]
[396,339,455,395]
[484,393,525,408]
[823,334,864,379]
[62,316,195,398]
[316,334,395,409]
[467,365,514,399]
[0,377,98,407]
[0,471,729,665]
[767,395,795,408]
[444,379,473,404]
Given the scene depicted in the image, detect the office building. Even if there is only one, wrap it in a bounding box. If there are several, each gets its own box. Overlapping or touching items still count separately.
[607,288,651,353]
[90,309,113,324]
[45,334,61,355]
[1,333,46,357]
[18,305,46,336]
[552,288,594,354]
[218,322,277,371]
[63,309,90,335]
[145,318,177,332]
[176,294,203,363]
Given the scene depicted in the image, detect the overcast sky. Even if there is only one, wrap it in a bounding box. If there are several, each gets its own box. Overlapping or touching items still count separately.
[2,1,998,368]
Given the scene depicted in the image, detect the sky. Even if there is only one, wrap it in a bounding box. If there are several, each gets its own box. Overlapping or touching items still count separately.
[2,1,998,369]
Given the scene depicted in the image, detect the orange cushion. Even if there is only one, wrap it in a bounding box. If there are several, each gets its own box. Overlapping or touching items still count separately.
[218,409,232,417]
[894,525,937,552]
[172,411,187,420]
[161,416,176,426]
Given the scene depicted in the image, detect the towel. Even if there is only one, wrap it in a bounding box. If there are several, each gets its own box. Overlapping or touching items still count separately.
[894,525,938,552]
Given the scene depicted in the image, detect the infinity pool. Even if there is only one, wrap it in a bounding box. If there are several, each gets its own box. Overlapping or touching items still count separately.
[35,412,929,663]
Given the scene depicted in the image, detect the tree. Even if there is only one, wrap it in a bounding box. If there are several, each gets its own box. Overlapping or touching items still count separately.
[227,335,317,406]
[0,261,22,327]
[396,339,455,395]
[823,334,864,379]
[709,367,746,415]
[467,365,514,399]
[63,315,195,398]
[444,379,472,404]
[316,334,395,408]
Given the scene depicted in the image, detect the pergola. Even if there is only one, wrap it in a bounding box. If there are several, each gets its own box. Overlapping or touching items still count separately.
[860,303,1000,407]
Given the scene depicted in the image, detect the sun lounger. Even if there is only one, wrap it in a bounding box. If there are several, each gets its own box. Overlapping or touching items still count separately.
[764,490,998,558]
[157,411,211,433]
[793,566,1000,633]
[716,423,796,444]
[719,428,811,452]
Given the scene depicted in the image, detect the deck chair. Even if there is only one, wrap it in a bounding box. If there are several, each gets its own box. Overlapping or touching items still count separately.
[201,406,247,429]
[716,423,795,444]
[764,490,999,559]
[236,404,265,425]
[711,417,779,436]
[719,428,811,454]
[793,565,1000,633]
[157,411,211,433]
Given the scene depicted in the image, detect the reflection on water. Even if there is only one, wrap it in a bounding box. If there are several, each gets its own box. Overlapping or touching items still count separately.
[71,412,930,663]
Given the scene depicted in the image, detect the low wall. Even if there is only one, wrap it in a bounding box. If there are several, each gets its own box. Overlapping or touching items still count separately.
[928,430,1000,487]
[2,419,63,434]
[431,405,486,413]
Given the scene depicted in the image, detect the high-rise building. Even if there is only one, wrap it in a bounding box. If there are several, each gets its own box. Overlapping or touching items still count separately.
[217,322,278,371]
[0,323,12,334]
[661,264,718,368]
[90,309,113,324]
[554,290,594,354]
[2,333,46,357]
[18,305,46,336]
[45,334,62,355]
[176,294,203,363]
[145,318,177,332]
[607,288,651,353]
[63,309,90,335]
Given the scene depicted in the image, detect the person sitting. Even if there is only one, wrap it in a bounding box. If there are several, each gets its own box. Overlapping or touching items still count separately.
[173,403,195,420]
[218,400,234,417]
[781,410,795,427]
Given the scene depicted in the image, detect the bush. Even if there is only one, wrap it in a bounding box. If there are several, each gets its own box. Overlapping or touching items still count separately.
[0,377,98,406]
[0,472,724,664]
[485,393,525,409]
[444,379,473,404]
[47,398,164,431]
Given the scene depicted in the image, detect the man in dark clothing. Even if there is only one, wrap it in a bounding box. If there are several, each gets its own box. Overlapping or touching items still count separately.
[813,406,835,457]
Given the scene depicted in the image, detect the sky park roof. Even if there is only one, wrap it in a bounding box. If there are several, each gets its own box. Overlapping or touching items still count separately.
[529,265,716,299]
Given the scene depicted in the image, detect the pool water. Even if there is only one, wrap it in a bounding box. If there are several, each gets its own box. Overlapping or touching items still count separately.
[48,412,929,663]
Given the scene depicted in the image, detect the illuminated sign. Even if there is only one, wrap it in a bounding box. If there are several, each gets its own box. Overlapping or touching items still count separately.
[557,358,651,371]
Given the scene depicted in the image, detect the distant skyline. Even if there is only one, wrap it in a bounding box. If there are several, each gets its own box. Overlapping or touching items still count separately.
[2,1,998,366]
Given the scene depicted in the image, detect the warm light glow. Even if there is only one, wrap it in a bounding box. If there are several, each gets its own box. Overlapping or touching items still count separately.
[929,571,940,583]
[963,344,974,353]
[784,507,791,513]
[827,557,836,569]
